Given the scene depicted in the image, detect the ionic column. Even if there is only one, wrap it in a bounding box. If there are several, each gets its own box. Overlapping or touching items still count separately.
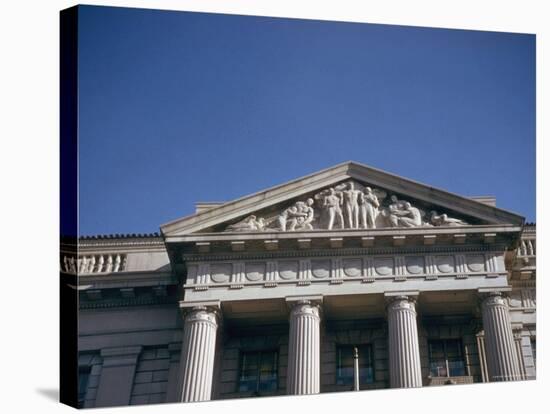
[286,298,322,395]
[386,294,423,388]
[178,305,219,402]
[480,293,521,381]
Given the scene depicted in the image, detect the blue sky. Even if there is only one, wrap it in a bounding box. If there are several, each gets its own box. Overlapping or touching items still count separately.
[77,5,535,235]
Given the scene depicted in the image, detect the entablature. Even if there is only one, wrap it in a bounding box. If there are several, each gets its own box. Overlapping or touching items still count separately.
[168,224,522,259]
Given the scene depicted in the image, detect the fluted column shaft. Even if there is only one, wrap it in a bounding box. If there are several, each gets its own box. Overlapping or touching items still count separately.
[481,293,521,381]
[287,300,321,395]
[179,306,219,402]
[387,295,423,388]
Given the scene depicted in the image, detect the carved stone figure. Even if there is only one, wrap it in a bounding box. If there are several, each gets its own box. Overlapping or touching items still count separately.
[225,215,266,232]
[398,202,422,227]
[430,211,468,226]
[342,181,362,229]
[383,197,422,227]
[382,195,407,227]
[294,198,315,230]
[359,187,380,229]
[323,188,345,230]
[278,205,302,231]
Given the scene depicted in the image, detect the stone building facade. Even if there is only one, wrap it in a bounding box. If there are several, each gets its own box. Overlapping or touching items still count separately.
[63,162,536,408]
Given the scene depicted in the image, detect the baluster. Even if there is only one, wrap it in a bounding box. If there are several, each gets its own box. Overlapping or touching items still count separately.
[88,256,96,273]
[113,254,121,272]
[96,255,104,273]
[527,240,534,256]
[79,257,87,273]
[105,255,113,272]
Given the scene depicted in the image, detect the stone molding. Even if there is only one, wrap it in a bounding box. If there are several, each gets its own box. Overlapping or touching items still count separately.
[100,346,142,368]
[182,243,507,262]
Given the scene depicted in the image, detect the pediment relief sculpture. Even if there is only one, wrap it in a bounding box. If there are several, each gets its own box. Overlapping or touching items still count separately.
[223,180,471,233]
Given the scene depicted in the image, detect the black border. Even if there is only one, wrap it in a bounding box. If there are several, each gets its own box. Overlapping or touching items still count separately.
[60,5,79,408]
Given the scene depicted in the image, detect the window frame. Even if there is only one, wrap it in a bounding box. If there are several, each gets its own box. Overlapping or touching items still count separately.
[427,338,466,378]
[335,343,375,388]
[237,349,279,395]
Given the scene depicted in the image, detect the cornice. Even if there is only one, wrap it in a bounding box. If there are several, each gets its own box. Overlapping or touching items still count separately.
[182,243,507,262]
[79,295,177,310]
[77,239,165,249]
[167,224,522,244]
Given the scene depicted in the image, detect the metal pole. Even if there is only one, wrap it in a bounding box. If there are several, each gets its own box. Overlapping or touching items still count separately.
[353,346,360,391]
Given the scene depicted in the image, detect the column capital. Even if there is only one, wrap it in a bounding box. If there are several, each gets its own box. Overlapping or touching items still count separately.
[477,287,511,297]
[384,291,419,312]
[179,300,221,325]
[477,288,512,308]
[286,295,323,319]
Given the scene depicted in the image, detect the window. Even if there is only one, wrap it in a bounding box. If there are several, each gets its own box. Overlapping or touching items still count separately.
[238,350,278,393]
[336,344,374,387]
[78,366,91,407]
[428,339,466,377]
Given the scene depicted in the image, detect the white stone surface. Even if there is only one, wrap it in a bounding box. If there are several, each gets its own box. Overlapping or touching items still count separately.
[481,293,522,381]
[178,306,219,402]
[386,295,422,388]
[286,299,321,394]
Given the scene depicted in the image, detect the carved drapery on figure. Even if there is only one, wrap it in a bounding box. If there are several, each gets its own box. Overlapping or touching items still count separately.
[224,215,266,232]
[223,180,470,232]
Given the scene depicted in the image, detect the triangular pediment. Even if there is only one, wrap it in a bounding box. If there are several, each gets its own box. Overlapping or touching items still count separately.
[161,162,524,237]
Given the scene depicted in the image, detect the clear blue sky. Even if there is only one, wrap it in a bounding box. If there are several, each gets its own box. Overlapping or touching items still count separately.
[77,5,535,236]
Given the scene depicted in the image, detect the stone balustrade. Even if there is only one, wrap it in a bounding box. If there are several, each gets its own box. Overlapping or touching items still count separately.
[517,239,535,257]
[62,253,127,274]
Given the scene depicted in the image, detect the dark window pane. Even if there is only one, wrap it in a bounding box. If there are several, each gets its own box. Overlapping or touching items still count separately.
[336,344,374,386]
[239,350,278,393]
[430,361,447,377]
[428,338,465,378]
[448,360,466,376]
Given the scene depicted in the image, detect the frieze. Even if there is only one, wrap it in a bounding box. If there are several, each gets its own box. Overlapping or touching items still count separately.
[222,180,470,233]
[185,251,503,289]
